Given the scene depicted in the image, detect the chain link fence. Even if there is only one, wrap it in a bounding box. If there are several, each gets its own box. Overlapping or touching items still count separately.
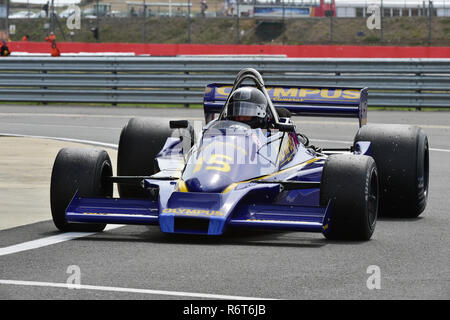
[0,0,449,45]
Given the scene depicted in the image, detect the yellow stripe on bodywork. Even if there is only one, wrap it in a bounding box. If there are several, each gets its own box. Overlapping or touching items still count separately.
[222,157,321,194]
[176,179,188,192]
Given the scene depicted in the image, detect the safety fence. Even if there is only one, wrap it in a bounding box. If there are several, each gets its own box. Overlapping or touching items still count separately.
[0,57,449,108]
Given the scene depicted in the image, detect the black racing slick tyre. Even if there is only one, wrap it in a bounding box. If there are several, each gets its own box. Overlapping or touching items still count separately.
[320,154,379,241]
[117,117,173,198]
[50,148,113,232]
[354,124,429,218]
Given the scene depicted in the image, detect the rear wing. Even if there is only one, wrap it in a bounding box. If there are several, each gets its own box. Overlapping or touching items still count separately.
[203,84,368,127]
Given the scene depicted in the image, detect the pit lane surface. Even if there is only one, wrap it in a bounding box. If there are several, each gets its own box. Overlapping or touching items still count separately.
[0,105,449,300]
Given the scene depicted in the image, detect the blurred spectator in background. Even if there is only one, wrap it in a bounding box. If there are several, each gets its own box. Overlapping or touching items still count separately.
[230,0,236,16]
[22,34,29,41]
[1,41,11,56]
[225,0,231,16]
[201,0,208,17]
[43,1,49,18]
[45,32,56,43]
[45,32,60,57]
[91,27,99,41]
[51,40,60,57]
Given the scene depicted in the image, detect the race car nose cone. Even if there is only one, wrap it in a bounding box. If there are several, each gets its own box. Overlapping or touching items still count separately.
[185,173,233,193]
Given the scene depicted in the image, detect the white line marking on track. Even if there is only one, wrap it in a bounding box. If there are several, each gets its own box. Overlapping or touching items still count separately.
[0,111,446,128]
[0,132,448,258]
[0,225,123,257]
[0,133,118,149]
[296,120,450,130]
[310,138,450,153]
[429,148,450,153]
[0,134,122,255]
[0,112,135,119]
[0,122,121,130]
[3,133,450,154]
[310,138,352,144]
[0,279,275,300]
[0,112,202,121]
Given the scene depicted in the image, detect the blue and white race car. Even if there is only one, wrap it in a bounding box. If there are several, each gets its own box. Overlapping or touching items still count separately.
[50,68,429,241]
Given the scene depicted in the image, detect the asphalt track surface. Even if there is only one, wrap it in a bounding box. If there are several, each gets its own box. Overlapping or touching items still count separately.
[0,105,449,300]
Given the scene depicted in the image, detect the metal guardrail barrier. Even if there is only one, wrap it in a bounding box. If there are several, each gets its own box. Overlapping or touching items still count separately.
[0,57,449,108]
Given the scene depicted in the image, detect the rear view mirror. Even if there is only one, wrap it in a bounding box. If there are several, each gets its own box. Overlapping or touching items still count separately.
[275,122,295,132]
[170,120,189,129]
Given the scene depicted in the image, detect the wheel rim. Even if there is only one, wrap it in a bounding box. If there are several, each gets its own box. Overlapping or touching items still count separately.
[423,139,430,199]
[100,160,113,196]
[367,168,378,229]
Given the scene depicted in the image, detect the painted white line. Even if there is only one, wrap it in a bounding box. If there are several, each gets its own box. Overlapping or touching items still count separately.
[0,111,446,128]
[4,134,449,154]
[417,124,450,130]
[2,132,450,155]
[0,112,136,119]
[429,148,450,153]
[0,134,121,254]
[310,138,352,144]
[0,279,275,300]
[0,112,203,121]
[296,119,450,130]
[0,122,121,130]
[311,138,450,153]
[0,233,95,257]
[0,133,118,149]
[0,225,123,257]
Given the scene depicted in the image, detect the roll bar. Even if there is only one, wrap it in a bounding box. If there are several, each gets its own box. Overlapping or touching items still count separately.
[220,68,281,125]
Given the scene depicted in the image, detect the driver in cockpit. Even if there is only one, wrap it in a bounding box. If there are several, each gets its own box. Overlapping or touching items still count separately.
[224,86,292,129]
[224,87,270,129]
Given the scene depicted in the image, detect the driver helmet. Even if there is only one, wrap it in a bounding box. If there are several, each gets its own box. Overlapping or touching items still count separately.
[225,87,268,128]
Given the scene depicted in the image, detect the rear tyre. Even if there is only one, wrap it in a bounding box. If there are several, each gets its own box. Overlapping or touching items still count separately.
[117,118,173,198]
[320,154,379,241]
[50,148,113,232]
[354,124,429,218]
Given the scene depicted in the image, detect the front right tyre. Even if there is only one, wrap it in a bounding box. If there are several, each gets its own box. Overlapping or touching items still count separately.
[354,124,429,218]
[117,117,173,198]
[50,148,113,232]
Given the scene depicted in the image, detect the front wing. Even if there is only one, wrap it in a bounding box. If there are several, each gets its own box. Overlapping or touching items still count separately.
[65,180,331,236]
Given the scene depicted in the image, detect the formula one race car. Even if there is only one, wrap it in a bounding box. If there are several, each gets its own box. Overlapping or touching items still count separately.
[50,68,429,241]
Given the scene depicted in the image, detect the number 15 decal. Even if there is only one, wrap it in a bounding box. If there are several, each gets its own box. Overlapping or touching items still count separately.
[206,154,233,172]
[194,154,233,173]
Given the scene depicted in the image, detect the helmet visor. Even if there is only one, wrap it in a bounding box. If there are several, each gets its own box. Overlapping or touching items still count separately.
[228,101,266,119]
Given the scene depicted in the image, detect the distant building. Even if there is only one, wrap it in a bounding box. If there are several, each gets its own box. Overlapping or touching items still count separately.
[233,0,449,18]
[335,0,449,18]
[235,0,335,18]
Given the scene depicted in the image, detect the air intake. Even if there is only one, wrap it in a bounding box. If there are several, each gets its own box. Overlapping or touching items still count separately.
[174,217,210,234]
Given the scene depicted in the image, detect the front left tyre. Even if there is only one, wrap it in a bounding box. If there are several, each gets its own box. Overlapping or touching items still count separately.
[50,148,113,232]
[320,154,379,241]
